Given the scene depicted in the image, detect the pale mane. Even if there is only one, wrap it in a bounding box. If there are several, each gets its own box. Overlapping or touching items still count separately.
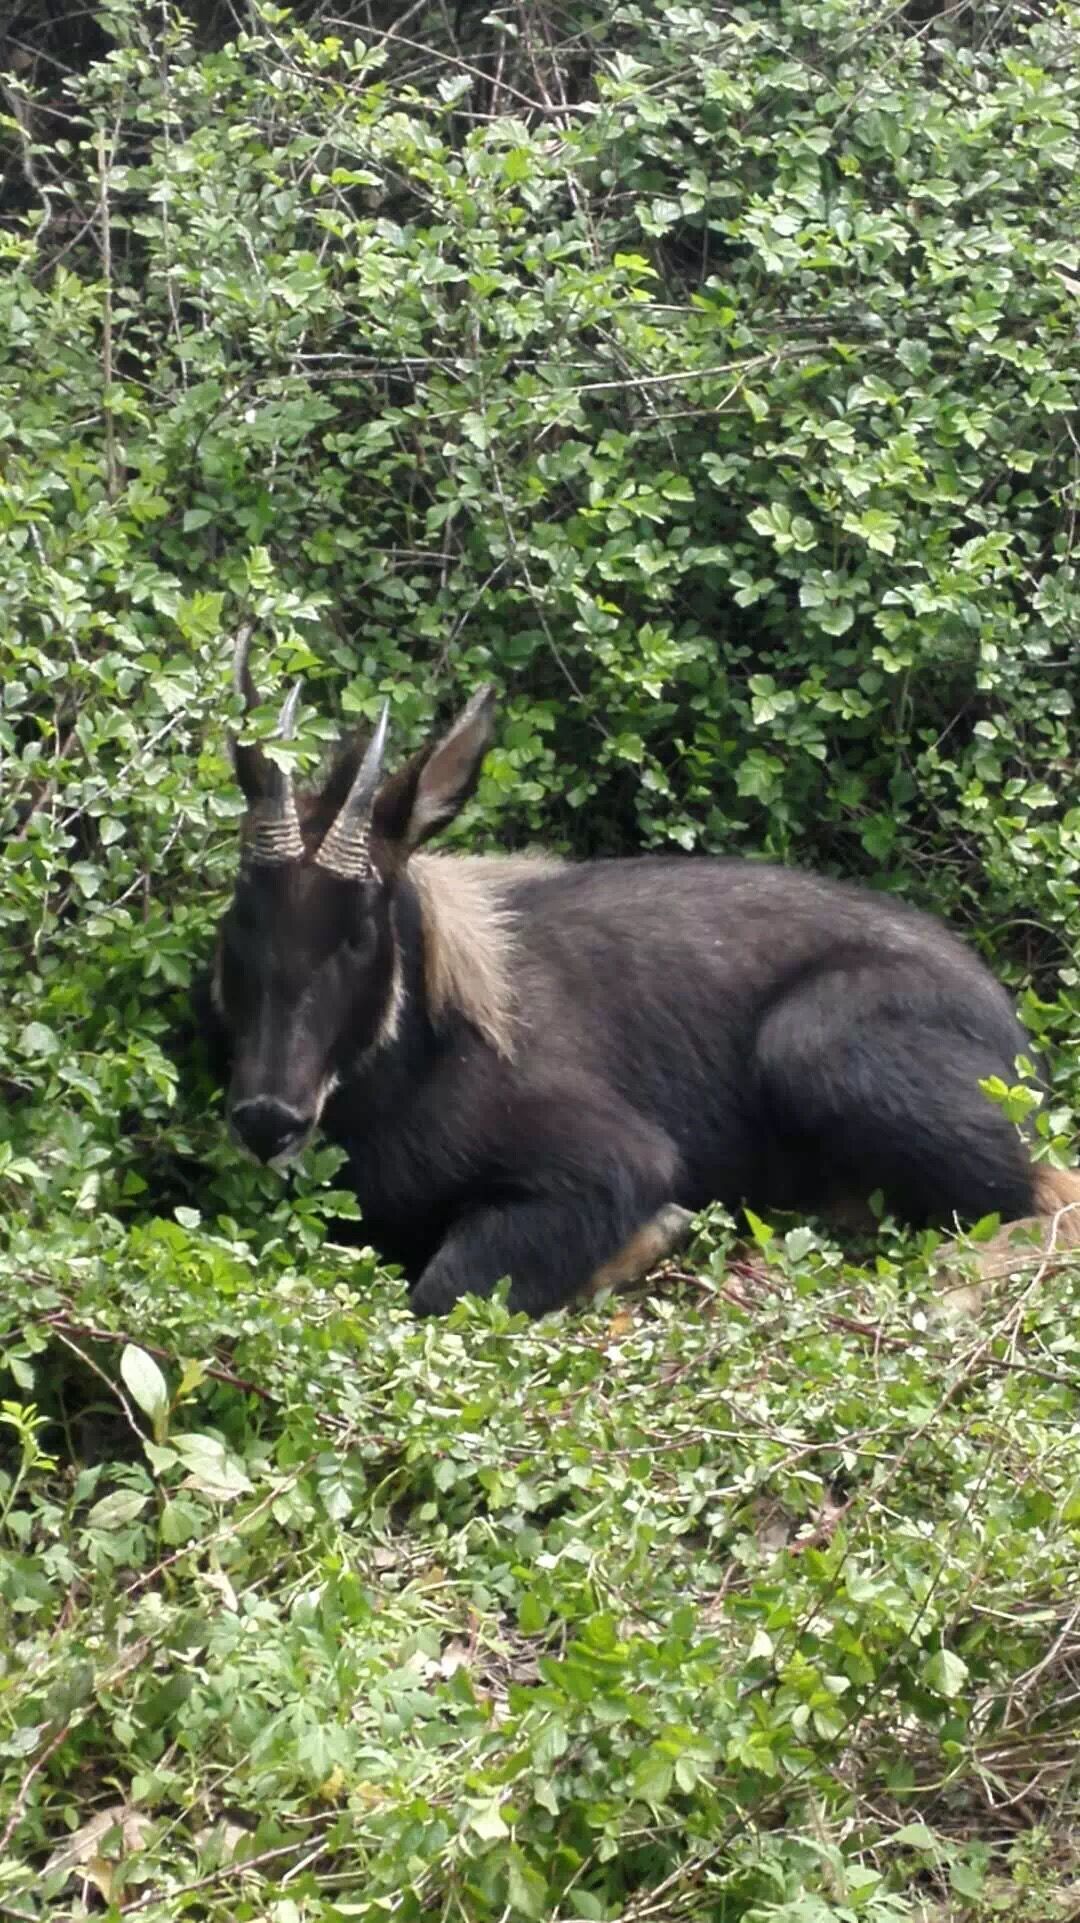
[409,853,564,1059]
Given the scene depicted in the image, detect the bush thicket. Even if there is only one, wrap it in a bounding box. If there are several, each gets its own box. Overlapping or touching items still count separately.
[2,2,1080,1917]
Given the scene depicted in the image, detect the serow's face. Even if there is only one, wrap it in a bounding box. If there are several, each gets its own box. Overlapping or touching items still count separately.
[216,627,497,1167]
[219,866,393,1165]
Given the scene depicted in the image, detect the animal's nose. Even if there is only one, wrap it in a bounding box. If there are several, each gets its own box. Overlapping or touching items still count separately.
[230,1097,312,1164]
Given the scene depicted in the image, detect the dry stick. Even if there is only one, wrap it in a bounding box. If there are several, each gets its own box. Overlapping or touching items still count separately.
[545,351,795,397]
[329,19,565,116]
[0,1463,325,1855]
[1007,1594,1080,1703]
[97,124,120,502]
[156,10,187,388]
[0,1645,151,1833]
[1,72,56,250]
[13,723,79,840]
[782,1224,1078,1731]
[117,1839,331,1915]
[435,560,510,675]
[51,1325,145,1449]
[58,711,187,835]
[482,440,596,720]
[120,1446,326,1602]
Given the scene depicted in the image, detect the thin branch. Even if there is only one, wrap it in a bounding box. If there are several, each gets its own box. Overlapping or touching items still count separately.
[1,72,56,247]
[50,1325,145,1447]
[13,723,79,840]
[96,124,120,501]
[117,1838,330,1914]
[548,350,806,399]
[43,1312,276,1403]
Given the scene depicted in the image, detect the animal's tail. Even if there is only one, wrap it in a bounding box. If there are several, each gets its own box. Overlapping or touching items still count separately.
[1033,1164,1080,1247]
[935,1160,1080,1317]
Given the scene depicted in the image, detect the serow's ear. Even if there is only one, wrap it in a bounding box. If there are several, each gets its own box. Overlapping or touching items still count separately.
[373,685,496,857]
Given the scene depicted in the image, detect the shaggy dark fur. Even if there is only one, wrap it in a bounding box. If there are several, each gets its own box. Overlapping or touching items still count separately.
[201,687,1044,1317]
[354,861,1035,1313]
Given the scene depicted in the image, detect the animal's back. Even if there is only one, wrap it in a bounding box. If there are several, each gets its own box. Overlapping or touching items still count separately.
[468,853,1029,1209]
[486,852,1019,1031]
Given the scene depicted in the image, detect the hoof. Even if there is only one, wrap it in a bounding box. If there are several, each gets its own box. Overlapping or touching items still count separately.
[585,1203,696,1296]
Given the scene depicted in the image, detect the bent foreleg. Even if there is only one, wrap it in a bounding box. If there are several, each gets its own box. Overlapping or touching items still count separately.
[584,1204,695,1296]
[409,1103,681,1318]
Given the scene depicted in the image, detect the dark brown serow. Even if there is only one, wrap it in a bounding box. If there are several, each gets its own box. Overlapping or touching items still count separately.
[197,638,1080,1317]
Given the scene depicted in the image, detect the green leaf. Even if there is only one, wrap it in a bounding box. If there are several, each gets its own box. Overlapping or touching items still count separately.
[466,1799,509,1841]
[815,602,855,636]
[744,1208,774,1251]
[120,1345,170,1442]
[922,1650,970,1700]
[518,1591,548,1634]
[85,1489,150,1529]
[19,1022,60,1058]
[632,1749,674,1808]
[502,149,531,184]
[894,1822,938,1851]
[171,1434,253,1500]
[506,1852,548,1919]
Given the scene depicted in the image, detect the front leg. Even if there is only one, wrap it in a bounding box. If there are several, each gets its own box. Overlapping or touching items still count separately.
[409,1091,681,1318]
[407,1192,691,1315]
[410,1192,684,1318]
[407,1169,684,1323]
[584,1203,695,1295]
[409,1198,574,1317]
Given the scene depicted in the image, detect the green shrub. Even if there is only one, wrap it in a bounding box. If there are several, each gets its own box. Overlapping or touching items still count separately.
[2,2,1080,1916]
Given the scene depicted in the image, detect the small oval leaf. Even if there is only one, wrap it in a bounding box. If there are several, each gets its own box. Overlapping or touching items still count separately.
[120,1344,170,1432]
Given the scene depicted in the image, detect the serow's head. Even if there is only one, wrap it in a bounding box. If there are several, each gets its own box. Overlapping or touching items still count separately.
[215,628,496,1165]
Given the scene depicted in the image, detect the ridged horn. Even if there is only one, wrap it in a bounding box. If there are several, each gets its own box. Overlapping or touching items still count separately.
[314,700,390,881]
[232,622,258,708]
[231,627,306,866]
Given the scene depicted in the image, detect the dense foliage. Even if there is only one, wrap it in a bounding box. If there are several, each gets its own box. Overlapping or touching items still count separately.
[2,1,1080,1916]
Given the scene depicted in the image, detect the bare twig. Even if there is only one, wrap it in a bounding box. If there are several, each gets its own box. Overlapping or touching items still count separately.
[13,723,79,840]
[50,1325,145,1447]
[96,124,120,501]
[1,70,57,248]
[43,1312,276,1403]
[117,1838,331,1914]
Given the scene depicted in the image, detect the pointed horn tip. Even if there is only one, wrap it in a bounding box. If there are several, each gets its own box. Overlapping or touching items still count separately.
[278,680,303,739]
[355,699,391,782]
[321,698,391,855]
[231,623,257,702]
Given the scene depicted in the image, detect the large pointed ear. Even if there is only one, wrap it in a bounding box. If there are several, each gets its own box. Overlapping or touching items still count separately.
[372,686,496,858]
